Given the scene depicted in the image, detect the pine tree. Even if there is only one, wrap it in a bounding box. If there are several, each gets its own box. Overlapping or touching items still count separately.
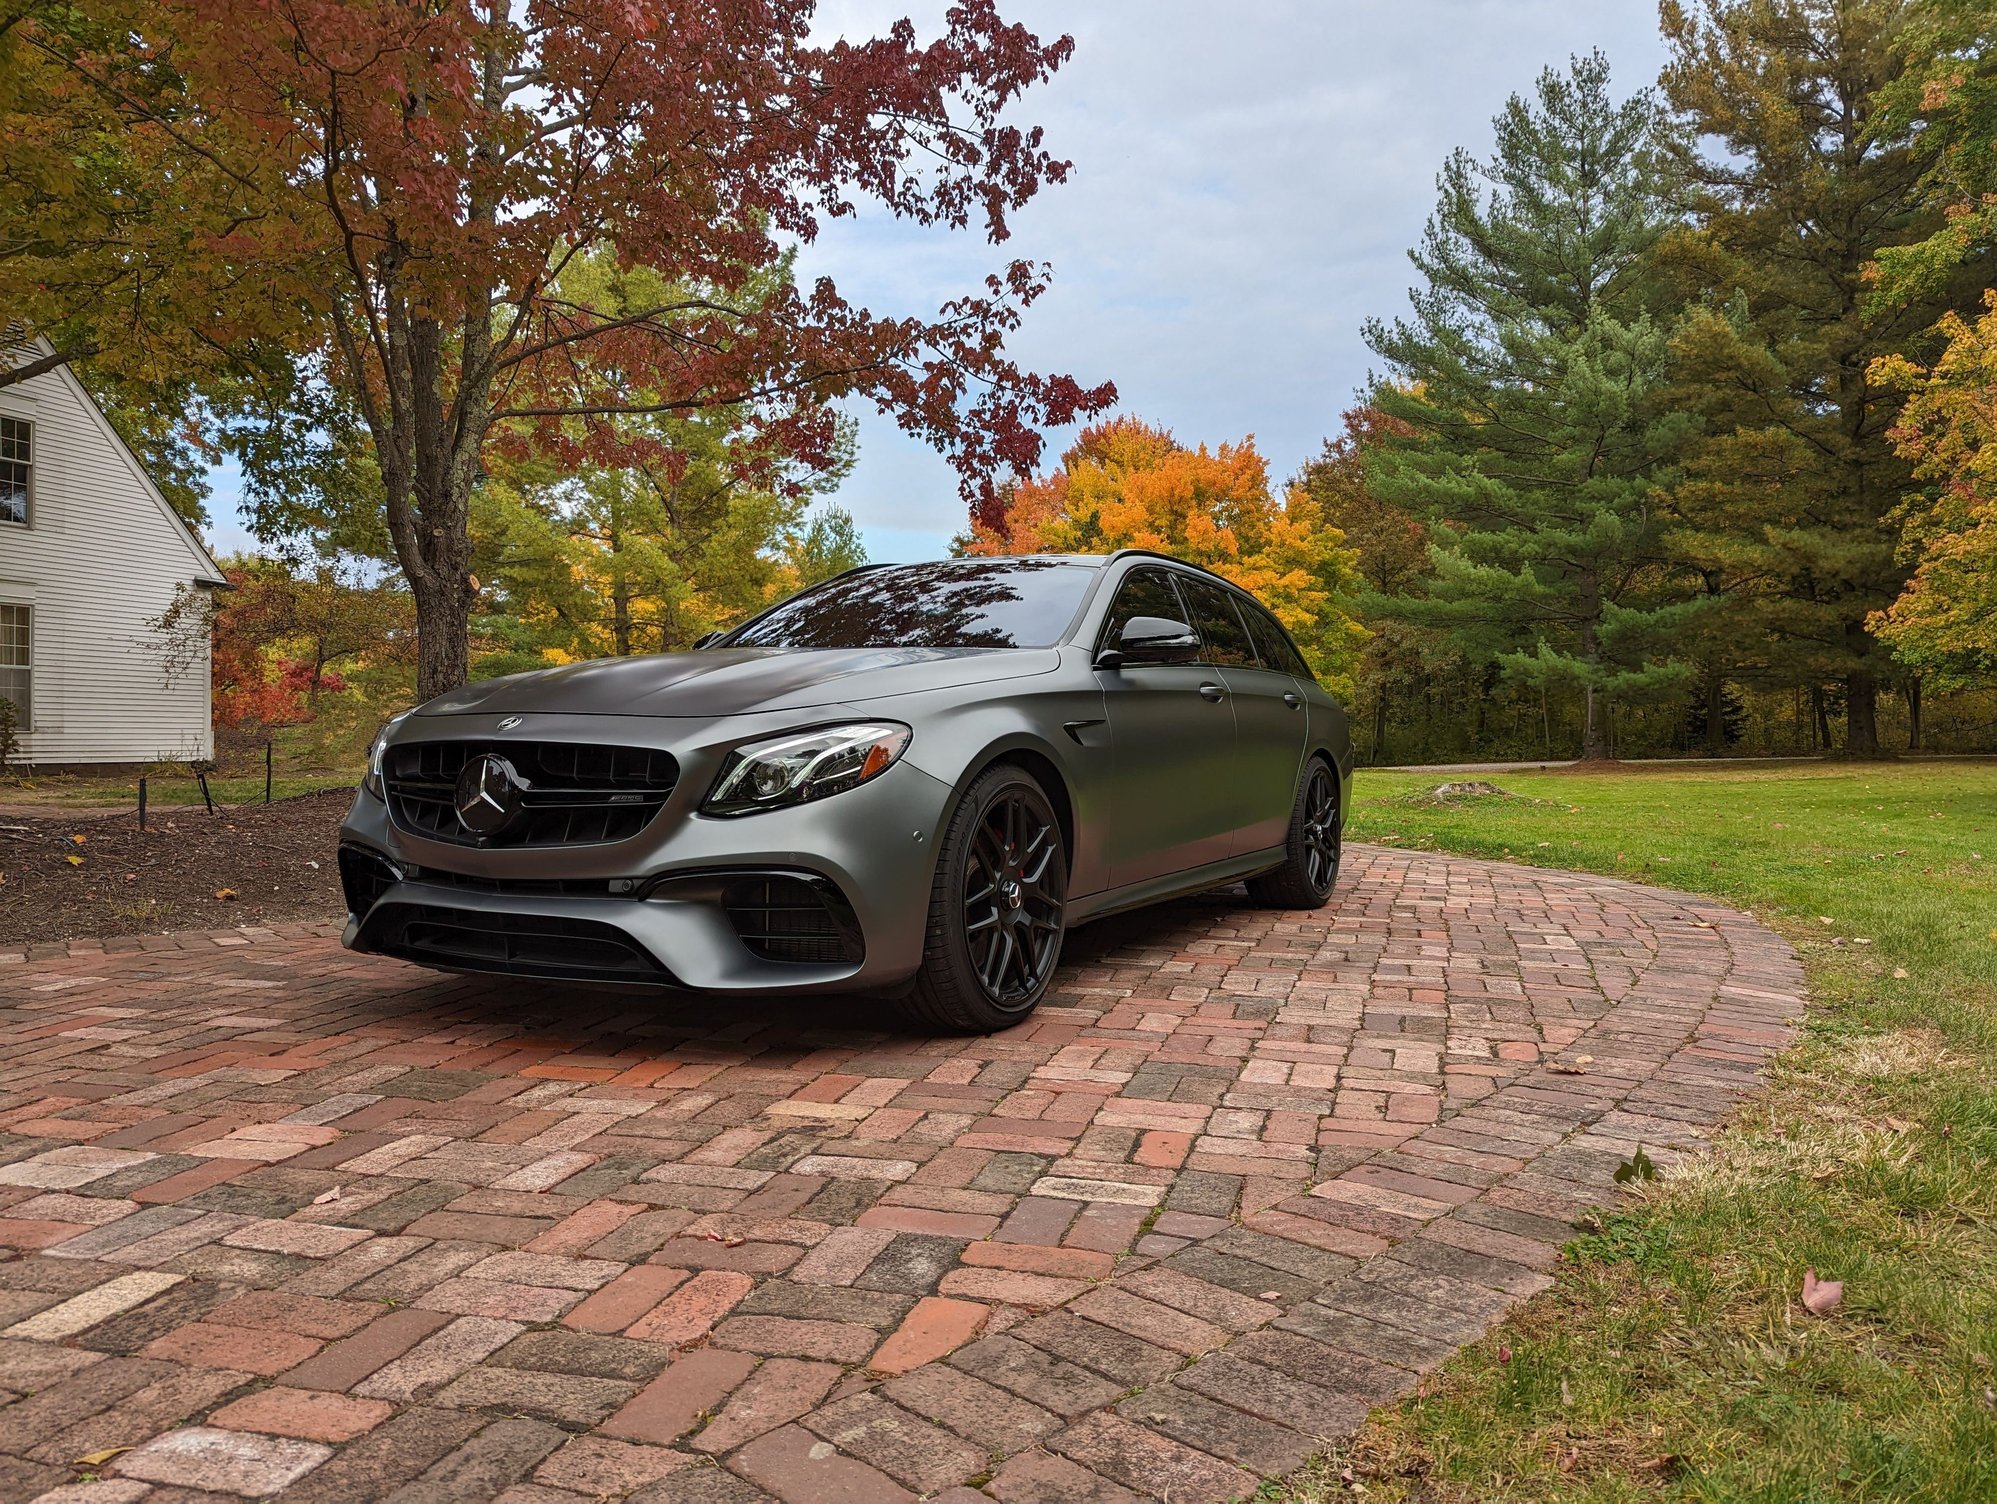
[1657,0,1969,756]
[1364,52,1695,760]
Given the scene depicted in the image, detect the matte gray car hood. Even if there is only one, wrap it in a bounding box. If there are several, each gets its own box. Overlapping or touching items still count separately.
[416,646,1060,718]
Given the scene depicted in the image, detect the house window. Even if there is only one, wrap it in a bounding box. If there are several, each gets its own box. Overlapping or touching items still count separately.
[0,416,28,525]
[0,604,27,732]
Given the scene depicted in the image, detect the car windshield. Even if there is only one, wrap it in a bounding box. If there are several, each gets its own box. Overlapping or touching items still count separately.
[722,559,1097,650]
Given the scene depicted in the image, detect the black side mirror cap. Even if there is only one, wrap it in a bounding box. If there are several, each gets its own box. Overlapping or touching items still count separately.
[1097,615,1200,669]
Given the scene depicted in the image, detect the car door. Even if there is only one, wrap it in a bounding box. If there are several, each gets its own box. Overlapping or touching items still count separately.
[1095,567,1240,886]
[1179,576,1308,856]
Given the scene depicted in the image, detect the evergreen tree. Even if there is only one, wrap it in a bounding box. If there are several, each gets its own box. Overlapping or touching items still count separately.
[1364,52,1694,759]
[1657,0,1969,756]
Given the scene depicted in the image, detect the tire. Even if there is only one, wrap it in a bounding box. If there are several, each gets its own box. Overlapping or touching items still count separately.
[1245,758,1341,909]
[898,763,1068,1033]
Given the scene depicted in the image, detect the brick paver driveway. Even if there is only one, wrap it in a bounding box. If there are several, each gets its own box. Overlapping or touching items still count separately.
[0,846,1802,1503]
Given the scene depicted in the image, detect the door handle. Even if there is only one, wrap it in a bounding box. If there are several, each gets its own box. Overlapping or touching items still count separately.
[1198,683,1226,702]
[1282,692,1303,709]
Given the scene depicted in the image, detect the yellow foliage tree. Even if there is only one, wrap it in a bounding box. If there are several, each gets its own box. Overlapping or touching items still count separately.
[1871,290,1997,679]
[968,417,1365,693]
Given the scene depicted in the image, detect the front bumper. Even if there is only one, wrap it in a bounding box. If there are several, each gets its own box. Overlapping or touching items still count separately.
[337,709,954,994]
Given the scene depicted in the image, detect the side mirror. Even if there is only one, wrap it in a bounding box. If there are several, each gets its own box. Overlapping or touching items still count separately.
[1097,615,1200,669]
[692,631,725,650]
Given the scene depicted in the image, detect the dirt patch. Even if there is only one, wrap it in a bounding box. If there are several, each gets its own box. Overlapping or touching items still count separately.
[0,790,349,946]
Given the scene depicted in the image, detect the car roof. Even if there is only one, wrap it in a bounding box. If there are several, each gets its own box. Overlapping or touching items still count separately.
[837,549,1236,584]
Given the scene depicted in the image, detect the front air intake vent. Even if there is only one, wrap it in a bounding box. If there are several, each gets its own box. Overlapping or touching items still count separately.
[721,875,864,965]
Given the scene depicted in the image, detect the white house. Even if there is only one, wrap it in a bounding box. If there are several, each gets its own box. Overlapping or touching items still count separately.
[0,342,226,766]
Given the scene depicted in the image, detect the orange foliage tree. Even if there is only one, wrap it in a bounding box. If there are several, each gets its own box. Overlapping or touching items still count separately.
[968,417,1364,692]
[1871,290,1997,679]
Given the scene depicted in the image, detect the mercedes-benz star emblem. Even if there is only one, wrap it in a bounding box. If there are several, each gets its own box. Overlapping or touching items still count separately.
[497,715,524,731]
[454,753,524,838]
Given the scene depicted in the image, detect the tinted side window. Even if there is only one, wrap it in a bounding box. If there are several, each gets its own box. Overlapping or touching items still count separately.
[1243,603,1314,680]
[1097,568,1185,652]
[1179,576,1255,666]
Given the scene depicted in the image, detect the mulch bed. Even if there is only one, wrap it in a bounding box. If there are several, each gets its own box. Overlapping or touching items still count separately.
[0,790,349,946]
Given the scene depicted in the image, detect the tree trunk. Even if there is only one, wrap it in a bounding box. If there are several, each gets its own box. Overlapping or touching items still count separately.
[1812,685,1832,751]
[1581,687,1605,760]
[413,571,472,701]
[1846,669,1882,758]
[1370,689,1388,766]
[1905,677,1922,751]
[1704,668,1728,757]
[1577,567,1606,760]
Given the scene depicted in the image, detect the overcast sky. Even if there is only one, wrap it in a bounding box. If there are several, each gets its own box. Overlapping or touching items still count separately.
[204,1,1668,562]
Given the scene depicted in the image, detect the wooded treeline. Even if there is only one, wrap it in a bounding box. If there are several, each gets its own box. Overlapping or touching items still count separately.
[1326,0,1997,761]
[982,0,1997,761]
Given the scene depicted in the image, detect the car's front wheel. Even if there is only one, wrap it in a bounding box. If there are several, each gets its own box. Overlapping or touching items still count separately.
[899,763,1067,1033]
[1246,758,1341,909]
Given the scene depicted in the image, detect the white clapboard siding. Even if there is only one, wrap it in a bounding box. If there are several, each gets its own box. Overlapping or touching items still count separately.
[0,344,225,765]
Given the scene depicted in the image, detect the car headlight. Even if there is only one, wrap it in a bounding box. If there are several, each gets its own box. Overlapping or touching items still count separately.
[703,723,910,816]
[361,713,410,800]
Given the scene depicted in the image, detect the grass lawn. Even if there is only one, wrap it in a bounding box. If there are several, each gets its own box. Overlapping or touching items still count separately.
[0,768,360,810]
[1282,760,1997,1504]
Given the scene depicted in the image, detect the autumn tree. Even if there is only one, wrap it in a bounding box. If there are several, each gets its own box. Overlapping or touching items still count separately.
[1294,406,1451,759]
[970,417,1364,690]
[1658,0,1973,756]
[1870,0,1997,301]
[1365,52,1695,760]
[23,0,1113,698]
[1868,292,1997,678]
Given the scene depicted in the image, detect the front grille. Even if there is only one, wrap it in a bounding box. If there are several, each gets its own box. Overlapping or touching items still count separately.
[367,902,664,982]
[721,875,864,965]
[338,845,401,917]
[384,741,678,848]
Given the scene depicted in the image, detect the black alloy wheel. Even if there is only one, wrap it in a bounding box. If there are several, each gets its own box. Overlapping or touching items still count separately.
[1300,762,1340,892]
[902,764,1068,1032]
[1246,758,1342,909]
[963,785,1066,1004]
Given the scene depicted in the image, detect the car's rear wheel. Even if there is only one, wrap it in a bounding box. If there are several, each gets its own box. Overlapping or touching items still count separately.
[899,764,1067,1033]
[1246,758,1341,909]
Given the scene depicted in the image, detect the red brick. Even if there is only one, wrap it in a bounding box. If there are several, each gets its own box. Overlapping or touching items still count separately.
[690,1358,842,1454]
[144,1321,325,1375]
[208,1290,378,1340]
[600,1347,756,1444]
[730,1423,917,1504]
[278,1308,453,1392]
[856,1206,998,1239]
[1133,1130,1193,1169]
[129,1157,261,1205]
[563,1264,691,1334]
[209,1385,394,1442]
[869,1296,988,1374]
[959,1240,1114,1280]
[623,1268,752,1345]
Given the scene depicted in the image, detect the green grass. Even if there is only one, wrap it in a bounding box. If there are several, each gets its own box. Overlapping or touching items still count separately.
[1280,761,1997,1504]
[0,769,359,810]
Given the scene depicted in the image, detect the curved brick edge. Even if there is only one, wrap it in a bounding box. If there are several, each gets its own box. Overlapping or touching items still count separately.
[0,920,345,967]
[0,848,1804,1504]
[723,856,1805,1503]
